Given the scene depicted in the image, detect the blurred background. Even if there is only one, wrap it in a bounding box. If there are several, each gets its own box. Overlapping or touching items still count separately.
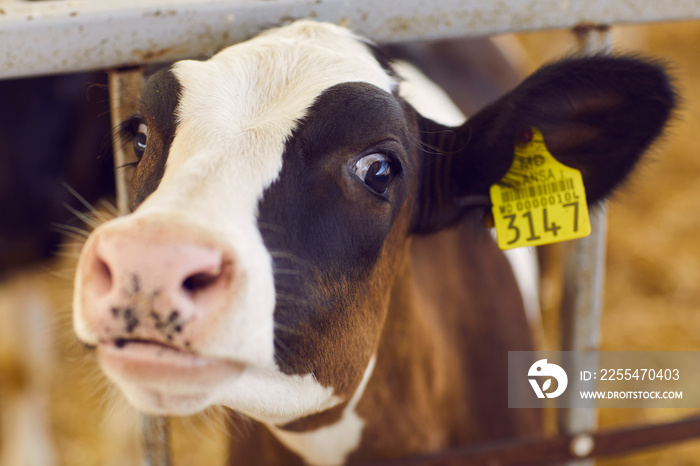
[1,15,700,466]
[520,21,700,465]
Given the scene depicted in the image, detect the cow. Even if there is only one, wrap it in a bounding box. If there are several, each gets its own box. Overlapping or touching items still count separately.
[72,20,675,465]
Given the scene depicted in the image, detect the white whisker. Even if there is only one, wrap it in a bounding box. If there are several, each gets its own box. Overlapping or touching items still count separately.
[273,322,299,334]
[50,223,90,238]
[62,202,100,229]
[63,182,111,224]
[275,292,308,307]
[98,199,120,218]
[49,229,88,244]
[52,251,82,260]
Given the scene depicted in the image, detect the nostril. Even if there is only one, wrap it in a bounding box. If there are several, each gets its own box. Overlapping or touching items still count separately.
[182,269,221,294]
[180,249,230,295]
[91,251,113,295]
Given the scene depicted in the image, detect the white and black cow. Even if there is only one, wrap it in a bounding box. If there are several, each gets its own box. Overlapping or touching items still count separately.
[73,21,675,465]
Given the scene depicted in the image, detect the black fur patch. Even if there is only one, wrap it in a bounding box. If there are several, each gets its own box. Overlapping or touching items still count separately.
[257,82,416,377]
[130,67,181,208]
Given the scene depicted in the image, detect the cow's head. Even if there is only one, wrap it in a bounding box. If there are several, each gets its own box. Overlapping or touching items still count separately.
[73,21,674,426]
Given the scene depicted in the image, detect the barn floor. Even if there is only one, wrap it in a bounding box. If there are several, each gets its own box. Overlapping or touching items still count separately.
[4,20,700,466]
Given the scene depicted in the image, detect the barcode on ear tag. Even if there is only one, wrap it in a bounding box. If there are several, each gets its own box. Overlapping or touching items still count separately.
[490,127,591,250]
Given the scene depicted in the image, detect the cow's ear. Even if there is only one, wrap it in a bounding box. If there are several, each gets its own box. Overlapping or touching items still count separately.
[411,56,676,234]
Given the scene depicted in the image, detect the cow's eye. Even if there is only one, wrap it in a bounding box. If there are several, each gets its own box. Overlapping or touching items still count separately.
[353,153,394,194]
[133,123,148,159]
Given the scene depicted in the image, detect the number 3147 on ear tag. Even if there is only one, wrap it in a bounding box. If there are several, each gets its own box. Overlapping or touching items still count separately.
[490,127,591,250]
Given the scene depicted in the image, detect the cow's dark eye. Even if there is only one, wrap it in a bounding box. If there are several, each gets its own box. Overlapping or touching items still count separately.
[133,123,148,159]
[353,153,394,194]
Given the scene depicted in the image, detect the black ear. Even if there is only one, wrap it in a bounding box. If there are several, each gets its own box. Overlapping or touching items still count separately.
[411,55,676,234]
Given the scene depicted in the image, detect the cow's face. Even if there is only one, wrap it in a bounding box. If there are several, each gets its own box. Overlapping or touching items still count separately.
[74,21,416,424]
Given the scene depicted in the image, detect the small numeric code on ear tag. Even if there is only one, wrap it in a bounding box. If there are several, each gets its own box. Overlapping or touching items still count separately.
[490,127,591,250]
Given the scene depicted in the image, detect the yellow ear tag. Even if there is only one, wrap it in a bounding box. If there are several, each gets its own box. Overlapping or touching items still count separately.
[490,127,590,250]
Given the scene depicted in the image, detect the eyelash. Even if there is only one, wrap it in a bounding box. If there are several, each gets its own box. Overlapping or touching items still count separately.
[117,116,147,163]
[358,145,403,174]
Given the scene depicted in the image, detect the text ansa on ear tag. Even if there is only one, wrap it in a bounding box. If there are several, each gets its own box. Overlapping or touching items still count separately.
[490,127,591,250]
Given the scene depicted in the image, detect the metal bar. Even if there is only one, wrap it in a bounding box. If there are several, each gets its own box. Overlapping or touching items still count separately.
[364,415,700,466]
[108,67,142,215]
[141,415,171,466]
[3,0,700,79]
[557,25,613,466]
[108,67,171,466]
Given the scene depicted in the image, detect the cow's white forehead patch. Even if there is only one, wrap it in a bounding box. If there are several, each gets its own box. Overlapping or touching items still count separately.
[166,20,395,202]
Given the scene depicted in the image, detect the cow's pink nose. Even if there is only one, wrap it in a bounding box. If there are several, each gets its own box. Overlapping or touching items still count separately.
[79,226,233,342]
[92,239,225,299]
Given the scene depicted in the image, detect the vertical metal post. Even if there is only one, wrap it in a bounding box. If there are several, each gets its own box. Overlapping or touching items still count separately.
[108,67,171,466]
[573,24,613,56]
[141,415,171,466]
[108,67,142,216]
[557,24,612,465]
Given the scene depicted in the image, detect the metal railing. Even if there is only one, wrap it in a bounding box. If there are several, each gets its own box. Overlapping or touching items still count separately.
[2,0,700,79]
